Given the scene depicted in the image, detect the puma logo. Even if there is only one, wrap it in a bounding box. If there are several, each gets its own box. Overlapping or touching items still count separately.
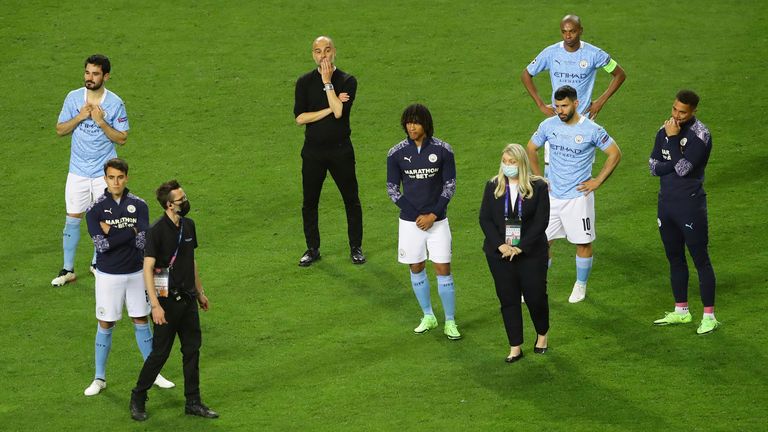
[685,223,694,230]
[404,156,412,162]
[104,208,112,214]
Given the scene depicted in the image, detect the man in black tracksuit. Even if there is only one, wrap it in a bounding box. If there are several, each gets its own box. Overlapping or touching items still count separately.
[293,35,365,267]
[649,89,718,335]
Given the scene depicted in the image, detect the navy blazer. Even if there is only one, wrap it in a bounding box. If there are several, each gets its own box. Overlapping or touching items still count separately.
[479,178,550,258]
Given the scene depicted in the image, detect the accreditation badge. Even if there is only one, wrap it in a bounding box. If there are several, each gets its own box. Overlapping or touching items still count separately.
[505,217,521,246]
[153,267,170,298]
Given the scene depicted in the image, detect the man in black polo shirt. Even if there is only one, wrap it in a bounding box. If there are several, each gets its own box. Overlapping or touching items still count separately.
[129,180,218,421]
[294,35,365,266]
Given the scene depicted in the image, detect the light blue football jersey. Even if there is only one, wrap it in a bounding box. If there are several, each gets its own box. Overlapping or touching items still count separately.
[531,115,614,199]
[526,41,611,115]
[58,88,129,178]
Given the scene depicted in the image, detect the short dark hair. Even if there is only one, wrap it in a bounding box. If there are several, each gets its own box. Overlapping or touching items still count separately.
[401,104,434,138]
[676,89,700,108]
[85,54,111,74]
[554,85,578,101]
[156,179,181,210]
[104,157,129,175]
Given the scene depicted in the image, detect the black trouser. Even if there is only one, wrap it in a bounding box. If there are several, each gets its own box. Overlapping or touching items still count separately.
[486,252,549,347]
[301,143,363,249]
[658,195,716,306]
[132,294,202,403]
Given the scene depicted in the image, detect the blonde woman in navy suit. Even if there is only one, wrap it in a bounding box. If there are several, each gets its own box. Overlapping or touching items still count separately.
[479,144,550,363]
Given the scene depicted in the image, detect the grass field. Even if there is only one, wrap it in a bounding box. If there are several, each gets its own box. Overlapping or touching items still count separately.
[1,1,767,431]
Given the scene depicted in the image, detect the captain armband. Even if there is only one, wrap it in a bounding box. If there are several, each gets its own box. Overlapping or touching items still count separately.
[603,59,618,73]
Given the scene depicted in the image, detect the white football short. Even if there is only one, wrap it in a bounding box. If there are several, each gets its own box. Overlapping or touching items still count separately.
[94,270,150,321]
[546,193,596,244]
[66,172,106,214]
[398,218,452,264]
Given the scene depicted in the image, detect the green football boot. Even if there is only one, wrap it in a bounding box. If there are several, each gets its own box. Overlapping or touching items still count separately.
[413,314,438,334]
[653,311,693,326]
[443,320,462,340]
[696,316,720,335]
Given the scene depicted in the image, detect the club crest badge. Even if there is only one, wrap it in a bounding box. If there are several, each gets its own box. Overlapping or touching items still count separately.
[574,135,584,144]
[579,59,588,69]
[127,205,136,213]
[428,154,438,163]
[680,138,687,147]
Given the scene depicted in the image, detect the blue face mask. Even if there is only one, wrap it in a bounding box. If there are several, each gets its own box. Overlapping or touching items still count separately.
[502,164,519,178]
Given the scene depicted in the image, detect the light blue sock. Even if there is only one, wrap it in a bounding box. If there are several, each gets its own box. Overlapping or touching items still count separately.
[94,325,113,380]
[134,323,153,360]
[63,216,81,271]
[410,270,433,315]
[548,258,552,268]
[91,248,97,267]
[576,256,593,284]
[437,274,456,321]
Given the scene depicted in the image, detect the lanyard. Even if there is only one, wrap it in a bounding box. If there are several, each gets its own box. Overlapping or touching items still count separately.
[168,218,184,270]
[504,183,523,220]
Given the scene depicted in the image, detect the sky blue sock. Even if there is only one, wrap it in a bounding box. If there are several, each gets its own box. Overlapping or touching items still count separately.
[410,269,433,315]
[94,325,113,380]
[576,256,593,284]
[548,258,552,268]
[91,248,97,266]
[134,323,153,360]
[437,274,456,321]
[63,216,81,271]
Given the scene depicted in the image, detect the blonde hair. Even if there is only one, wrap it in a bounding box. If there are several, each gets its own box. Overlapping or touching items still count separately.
[492,143,544,199]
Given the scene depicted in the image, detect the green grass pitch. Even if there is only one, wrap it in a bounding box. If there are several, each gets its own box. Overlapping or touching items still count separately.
[1,1,766,430]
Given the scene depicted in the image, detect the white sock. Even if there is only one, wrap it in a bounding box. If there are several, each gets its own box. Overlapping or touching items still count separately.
[674,306,689,314]
[703,312,715,320]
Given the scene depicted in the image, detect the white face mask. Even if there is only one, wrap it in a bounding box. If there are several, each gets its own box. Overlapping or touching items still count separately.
[502,164,519,178]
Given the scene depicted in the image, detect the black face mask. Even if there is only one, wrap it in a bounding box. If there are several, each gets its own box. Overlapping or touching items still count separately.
[177,201,191,217]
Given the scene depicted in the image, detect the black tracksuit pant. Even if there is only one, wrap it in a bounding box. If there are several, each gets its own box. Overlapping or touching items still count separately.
[132,294,202,403]
[301,143,363,249]
[658,194,716,306]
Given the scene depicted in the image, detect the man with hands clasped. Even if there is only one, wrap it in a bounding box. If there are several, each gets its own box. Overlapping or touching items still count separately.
[52,54,130,287]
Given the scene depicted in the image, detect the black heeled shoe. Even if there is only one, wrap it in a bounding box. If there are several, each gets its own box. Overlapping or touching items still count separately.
[505,351,524,363]
[534,335,548,354]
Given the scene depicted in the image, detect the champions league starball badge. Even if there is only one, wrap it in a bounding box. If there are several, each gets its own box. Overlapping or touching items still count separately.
[428,154,438,163]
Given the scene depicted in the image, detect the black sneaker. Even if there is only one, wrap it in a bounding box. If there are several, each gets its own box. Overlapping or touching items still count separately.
[129,394,148,421]
[350,247,366,264]
[185,401,219,418]
[298,248,321,267]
